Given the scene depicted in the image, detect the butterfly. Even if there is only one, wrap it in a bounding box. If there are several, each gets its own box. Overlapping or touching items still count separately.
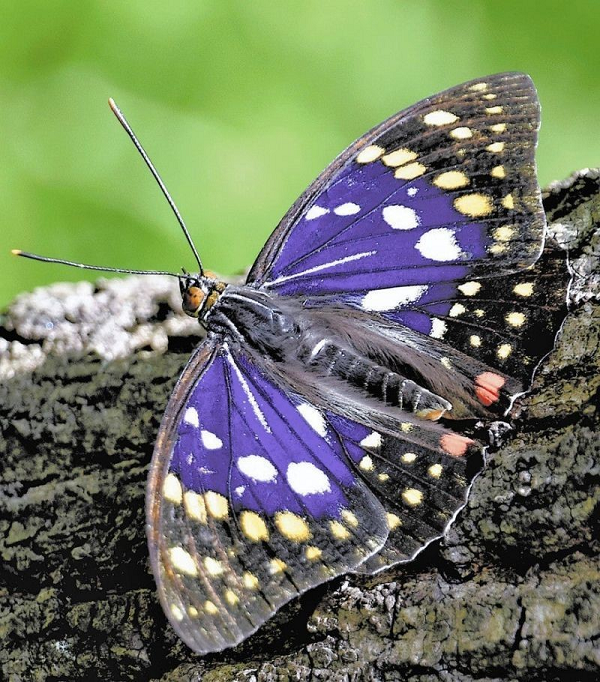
[15,72,569,655]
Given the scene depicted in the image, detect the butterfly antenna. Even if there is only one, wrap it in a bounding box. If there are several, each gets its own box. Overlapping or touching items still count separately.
[11,250,183,278]
[108,98,204,276]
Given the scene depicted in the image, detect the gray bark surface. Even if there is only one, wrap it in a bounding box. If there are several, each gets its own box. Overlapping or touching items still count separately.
[0,170,598,681]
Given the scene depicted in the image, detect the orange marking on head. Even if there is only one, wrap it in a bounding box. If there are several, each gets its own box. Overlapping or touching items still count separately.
[474,372,506,406]
[440,433,474,457]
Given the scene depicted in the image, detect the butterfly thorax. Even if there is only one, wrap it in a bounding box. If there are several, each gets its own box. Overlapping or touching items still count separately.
[209,286,451,420]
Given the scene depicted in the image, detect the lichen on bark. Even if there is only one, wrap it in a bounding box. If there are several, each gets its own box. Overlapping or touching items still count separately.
[0,170,598,681]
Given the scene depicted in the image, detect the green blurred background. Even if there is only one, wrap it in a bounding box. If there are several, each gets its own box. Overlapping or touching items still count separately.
[2,1,599,308]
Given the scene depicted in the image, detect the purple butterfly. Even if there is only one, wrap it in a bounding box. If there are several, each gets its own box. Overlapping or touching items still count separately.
[16,73,569,655]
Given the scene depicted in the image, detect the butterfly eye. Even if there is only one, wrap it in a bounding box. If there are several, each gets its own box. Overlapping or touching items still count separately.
[182,285,206,317]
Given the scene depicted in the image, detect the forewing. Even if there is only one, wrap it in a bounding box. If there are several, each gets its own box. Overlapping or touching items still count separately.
[249,73,546,328]
[147,338,390,655]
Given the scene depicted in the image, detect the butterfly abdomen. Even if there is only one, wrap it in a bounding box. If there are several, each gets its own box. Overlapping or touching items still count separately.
[295,331,452,419]
[211,287,452,420]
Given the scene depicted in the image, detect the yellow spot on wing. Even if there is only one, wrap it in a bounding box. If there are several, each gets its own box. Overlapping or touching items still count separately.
[491,165,506,179]
[204,491,229,519]
[394,162,426,180]
[449,303,466,317]
[306,546,322,560]
[275,511,311,542]
[424,110,458,126]
[341,510,359,527]
[169,547,198,577]
[458,281,481,296]
[450,127,473,140]
[225,589,239,606]
[441,357,452,369]
[401,452,417,463]
[491,123,507,132]
[187,606,198,617]
[454,193,493,217]
[433,171,469,190]
[240,510,269,542]
[243,572,259,590]
[205,600,218,615]
[470,335,482,347]
[356,144,384,164]
[502,194,515,210]
[428,464,443,478]
[163,473,182,504]
[204,557,224,576]
[170,604,184,622]
[486,141,505,153]
[506,311,526,327]
[386,512,402,530]
[184,491,207,523]
[514,282,534,297]
[402,488,423,506]
[485,106,503,114]
[378,473,390,482]
[400,422,413,433]
[382,148,417,167]
[270,558,287,574]
[497,344,512,359]
[359,455,374,471]
[469,82,488,91]
[330,520,351,540]
[494,226,514,241]
[484,93,497,100]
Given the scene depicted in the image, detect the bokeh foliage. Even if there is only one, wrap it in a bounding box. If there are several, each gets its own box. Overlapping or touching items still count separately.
[1,1,599,308]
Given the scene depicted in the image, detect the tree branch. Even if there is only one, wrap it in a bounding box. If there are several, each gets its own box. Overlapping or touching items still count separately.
[1,170,598,681]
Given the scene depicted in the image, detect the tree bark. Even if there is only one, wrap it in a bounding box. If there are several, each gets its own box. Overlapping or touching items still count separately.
[1,170,598,682]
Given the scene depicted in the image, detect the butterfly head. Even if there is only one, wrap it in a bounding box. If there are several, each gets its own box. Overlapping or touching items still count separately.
[180,272,227,323]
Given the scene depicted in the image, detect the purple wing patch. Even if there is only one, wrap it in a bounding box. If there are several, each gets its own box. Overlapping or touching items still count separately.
[171,345,360,520]
[249,73,545,342]
[147,340,391,654]
[261,164,485,297]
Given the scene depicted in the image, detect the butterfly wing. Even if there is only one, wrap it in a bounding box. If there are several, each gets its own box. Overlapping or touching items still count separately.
[247,72,568,404]
[325,412,482,574]
[148,337,482,652]
[147,338,391,654]
[249,72,543,294]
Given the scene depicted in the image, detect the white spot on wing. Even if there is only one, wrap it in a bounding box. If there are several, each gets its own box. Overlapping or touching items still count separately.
[265,251,376,287]
[184,407,199,427]
[201,430,223,450]
[407,187,418,197]
[334,202,360,216]
[237,455,277,482]
[382,205,419,230]
[415,228,463,262]
[287,461,331,495]
[305,205,329,220]
[297,403,327,437]
[362,285,428,311]
[359,431,382,449]
[430,318,447,339]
